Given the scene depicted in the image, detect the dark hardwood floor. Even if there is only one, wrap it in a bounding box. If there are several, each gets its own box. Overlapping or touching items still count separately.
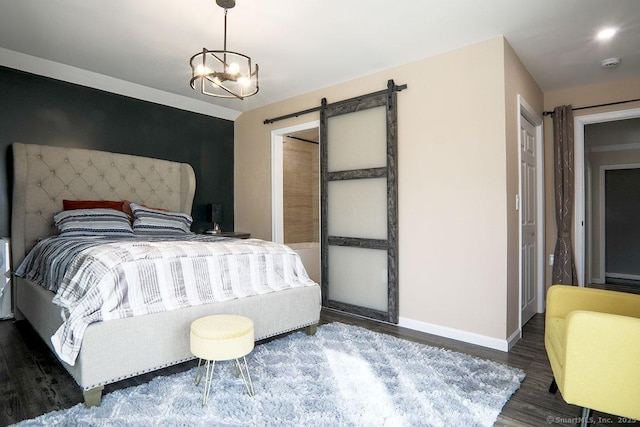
[1,309,638,426]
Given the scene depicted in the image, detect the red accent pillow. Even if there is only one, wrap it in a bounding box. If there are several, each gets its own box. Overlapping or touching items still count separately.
[63,200,124,212]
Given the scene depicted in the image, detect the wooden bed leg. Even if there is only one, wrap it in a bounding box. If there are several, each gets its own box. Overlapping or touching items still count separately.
[305,324,318,336]
[83,386,104,407]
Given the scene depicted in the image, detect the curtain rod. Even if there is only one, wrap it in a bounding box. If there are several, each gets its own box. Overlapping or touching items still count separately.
[543,98,640,117]
[263,80,407,124]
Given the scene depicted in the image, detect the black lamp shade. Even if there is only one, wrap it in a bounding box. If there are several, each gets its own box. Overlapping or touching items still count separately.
[206,203,223,224]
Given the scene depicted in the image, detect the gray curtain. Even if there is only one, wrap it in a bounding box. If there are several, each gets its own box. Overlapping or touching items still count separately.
[552,105,577,285]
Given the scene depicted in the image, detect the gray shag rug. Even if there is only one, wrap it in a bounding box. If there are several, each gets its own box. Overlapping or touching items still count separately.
[14,323,524,427]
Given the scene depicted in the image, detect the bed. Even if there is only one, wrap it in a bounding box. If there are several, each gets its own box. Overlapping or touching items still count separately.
[10,142,321,406]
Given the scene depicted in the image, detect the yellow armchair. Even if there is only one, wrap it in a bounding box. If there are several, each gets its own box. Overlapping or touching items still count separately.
[545,285,640,423]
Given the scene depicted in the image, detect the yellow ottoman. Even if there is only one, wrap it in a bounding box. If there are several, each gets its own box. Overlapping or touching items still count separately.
[190,314,255,405]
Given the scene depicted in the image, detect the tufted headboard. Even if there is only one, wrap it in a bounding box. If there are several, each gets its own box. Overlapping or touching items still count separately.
[11,143,196,266]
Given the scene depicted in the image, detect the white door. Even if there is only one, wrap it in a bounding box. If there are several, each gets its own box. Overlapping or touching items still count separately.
[521,117,538,325]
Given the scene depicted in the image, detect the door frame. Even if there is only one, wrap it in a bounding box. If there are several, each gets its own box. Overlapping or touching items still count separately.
[270,120,320,244]
[517,95,545,331]
[573,107,640,286]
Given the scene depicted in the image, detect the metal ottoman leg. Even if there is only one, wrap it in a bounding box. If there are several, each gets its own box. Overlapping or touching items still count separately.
[234,356,254,397]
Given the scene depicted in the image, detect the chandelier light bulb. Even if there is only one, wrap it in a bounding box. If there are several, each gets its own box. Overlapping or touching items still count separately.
[238,76,251,87]
[228,63,240,74]
[195,64,210,76]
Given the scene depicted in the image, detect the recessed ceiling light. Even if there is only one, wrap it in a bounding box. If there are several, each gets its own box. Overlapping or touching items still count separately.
[596,27,617,41]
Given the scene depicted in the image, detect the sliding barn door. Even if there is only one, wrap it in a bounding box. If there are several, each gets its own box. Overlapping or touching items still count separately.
[320,82,399,323]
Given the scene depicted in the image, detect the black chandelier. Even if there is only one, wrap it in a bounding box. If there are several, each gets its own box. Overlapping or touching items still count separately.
[189,0,259,100]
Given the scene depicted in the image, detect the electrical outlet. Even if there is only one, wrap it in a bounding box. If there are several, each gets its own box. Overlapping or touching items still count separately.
[549,254,554,266]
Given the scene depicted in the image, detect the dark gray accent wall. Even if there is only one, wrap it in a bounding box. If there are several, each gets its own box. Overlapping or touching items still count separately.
[0,66,234,237]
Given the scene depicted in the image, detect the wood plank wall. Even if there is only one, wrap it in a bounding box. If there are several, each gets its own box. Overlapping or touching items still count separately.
[283,137,319,244]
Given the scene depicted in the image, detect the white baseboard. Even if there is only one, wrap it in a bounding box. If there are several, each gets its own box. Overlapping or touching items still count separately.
[506,328,521,351]
[398,317,514,352]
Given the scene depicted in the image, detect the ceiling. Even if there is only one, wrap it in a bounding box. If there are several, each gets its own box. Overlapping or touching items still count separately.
[1,0,639,117]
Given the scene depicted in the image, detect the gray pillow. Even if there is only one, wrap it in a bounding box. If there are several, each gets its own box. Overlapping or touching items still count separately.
[54,208,134,237]
[130,202,193,234]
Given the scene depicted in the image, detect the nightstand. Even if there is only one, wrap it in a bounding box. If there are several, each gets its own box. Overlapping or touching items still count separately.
[202,231,251,239]
[219,232,250,239]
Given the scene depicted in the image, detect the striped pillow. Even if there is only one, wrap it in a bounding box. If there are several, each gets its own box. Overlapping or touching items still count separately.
[130,203,193,235]
[54,208,134,237]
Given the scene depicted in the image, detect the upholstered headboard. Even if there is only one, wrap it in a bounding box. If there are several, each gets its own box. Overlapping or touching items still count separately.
[11,143,196,265]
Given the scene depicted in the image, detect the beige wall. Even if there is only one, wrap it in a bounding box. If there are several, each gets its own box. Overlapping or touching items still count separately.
[503,39,544,337]
[236,36,542,344]
[543,76,640,288]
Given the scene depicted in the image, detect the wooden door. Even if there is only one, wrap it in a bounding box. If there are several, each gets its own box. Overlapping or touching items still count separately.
[320,82,400,323]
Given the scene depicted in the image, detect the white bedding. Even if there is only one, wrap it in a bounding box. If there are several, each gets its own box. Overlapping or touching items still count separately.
[16,235,317,365]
